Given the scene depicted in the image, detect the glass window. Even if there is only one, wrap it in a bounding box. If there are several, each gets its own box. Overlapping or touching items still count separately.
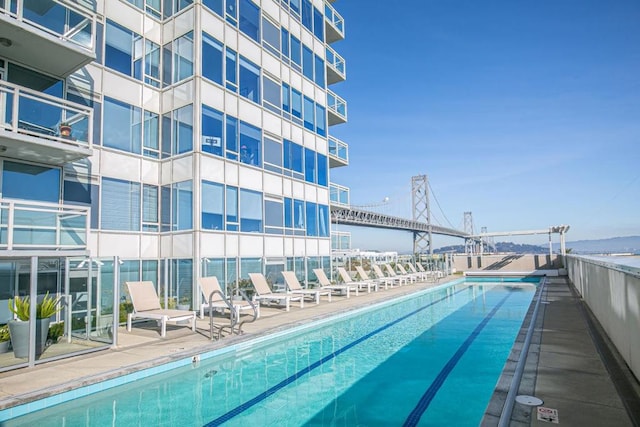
[317,153,328,186]
[301,0,312,32]
[142,184,159,231]
[290,36,301,67]
[239,56,261,104]
[313,6,324,41]
[2,161,60,203]
[239,0,260,42]
[314,54,325,87]
[293,199,305,229]
[203,0,223,17]
[202,180,224,230]
[315,104,326,136]
[304,147,316,183]
[202,33,223,85]
[263,137,282,173]
[143,111,160,158]
[240,189,262,232]
[173,32,194,83]
[305,201,317,236]
[318,204,329,237]
[303,96,314,131]
[291,88,302,119]
[290,0,300,15]
[226,186,238,230]
[202,105,224,156]
[292,141,304,175]
[302,45,313,81]
[173,105,193,154]
[101,178,140,231]
[284,197,292,228]
[103,97,141,154]
[161,185,171,231]
[63,180,99,229]
[226,0,237,25]
[226,48,237,91]
[145,40,161,87]
[162,41,172,86]
[282,83,290,113]
[262,17,280,56]
[281,28,289,58]
[265,199,283,234]
[174,0,194,15]
[161,113,171,158]
[226,115,238,160]
[172,180,193,230]
[105,20,134,77]
[239,121,261,166]
[263,76,281,114]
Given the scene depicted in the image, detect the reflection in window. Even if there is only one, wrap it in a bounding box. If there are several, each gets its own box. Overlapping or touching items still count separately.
[240,189,262,232]
[202,105,224,156]
[103,97,141,154]
[306,201,317,236]
[304,148,316,183]
[317,153,328,187]
[202,33,223,85]
[2,161,60,203]
[226,186,238,231]
[172,105,193,155]
[172,180,193,231]
[202,180,224,230]
[239,0,260,42]
[173,32,194,83]
[239,56,260,104]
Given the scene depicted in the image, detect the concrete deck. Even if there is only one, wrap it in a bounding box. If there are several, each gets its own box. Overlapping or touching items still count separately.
[1,276,639,425]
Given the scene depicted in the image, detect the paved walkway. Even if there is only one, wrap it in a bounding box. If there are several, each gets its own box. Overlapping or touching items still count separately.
[1,276,639,426]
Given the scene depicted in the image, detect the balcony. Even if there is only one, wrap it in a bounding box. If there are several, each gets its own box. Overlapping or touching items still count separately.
[0,80,93,165]
[326,46,346,84]
[324,1,344,43]
[0,199,89,251]
[328,135,348,168]
[0,0,96,77]
[330,183,350,207]
[327,89,347,125]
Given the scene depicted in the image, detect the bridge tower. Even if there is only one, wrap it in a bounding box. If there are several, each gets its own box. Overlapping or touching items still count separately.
[412,175,432,255]
[464,211,475,254]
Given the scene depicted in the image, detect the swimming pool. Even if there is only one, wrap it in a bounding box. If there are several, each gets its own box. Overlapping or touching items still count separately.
[3,278,537,426]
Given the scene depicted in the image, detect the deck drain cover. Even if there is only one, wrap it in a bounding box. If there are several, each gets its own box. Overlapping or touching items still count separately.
[516,395,543,406]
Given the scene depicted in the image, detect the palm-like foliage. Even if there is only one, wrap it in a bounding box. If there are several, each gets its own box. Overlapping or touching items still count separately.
[8,293,62,321]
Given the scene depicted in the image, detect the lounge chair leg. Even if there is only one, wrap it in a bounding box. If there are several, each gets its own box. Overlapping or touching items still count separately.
[191,314,196,332]
[286,298,290,312]
[315,293,320,304]
[161,317,167,338]
[127,313,132,332]
[328,292,331,302]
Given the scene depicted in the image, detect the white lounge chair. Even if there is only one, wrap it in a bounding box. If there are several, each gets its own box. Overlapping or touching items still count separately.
[372,264,402,287]
[416,263,441,282]
[396,264,419,283]
[349,266,382,292]
[282,271,332,304]
[199,276,259,319]
[125,281,196,338]
[383,264,409,285]
[314,268,359,298]
[248,273,304,311]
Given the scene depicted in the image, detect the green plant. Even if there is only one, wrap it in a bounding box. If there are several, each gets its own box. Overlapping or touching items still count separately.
[47,322,64,342]
[0,325,9,342]
[8,293,62,321]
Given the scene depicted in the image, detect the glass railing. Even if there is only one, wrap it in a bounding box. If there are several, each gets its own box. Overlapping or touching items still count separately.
[330,183,350,206]
[0,199,89,250]
[0,81,93,147]
[327,89,347,121]
[328,135,348,163]
[324,1,344,36]
[1,0,95,51]
[325,46,346,79]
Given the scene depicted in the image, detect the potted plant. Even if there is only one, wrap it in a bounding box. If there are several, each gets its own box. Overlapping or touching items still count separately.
[0,325,10,353]
[59,122,72,138]
[8,292,62,358]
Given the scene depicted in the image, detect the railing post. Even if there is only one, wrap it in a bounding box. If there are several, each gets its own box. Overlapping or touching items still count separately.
[7,201,14,250]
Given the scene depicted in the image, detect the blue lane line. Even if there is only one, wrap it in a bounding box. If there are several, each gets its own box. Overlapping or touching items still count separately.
[203,286,472,427]
[402,293,512,427]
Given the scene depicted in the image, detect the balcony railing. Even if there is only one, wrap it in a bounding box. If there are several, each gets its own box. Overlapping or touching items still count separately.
[324,1,344,43]
[326,46,346,84]
[0,199,90,251]
[0,80,93,164]
[330,183,350,207]
[327,89,347,125]
[0,0,96,76]
[328,135,348,167]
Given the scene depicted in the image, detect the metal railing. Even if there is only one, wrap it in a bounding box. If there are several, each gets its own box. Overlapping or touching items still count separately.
[0,80,93,147]
[1,0,95,51]
[327,89,347,121]
[0,199,90,250]
[324,1,344,36]
[325,46,346,78]
[330,183,350,206]
[328,135,348,164]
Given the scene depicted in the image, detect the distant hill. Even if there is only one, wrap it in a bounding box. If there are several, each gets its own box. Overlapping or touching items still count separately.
[434,236,640,255]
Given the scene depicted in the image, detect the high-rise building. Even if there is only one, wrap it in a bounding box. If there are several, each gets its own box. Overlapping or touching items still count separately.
[0,0,347,368]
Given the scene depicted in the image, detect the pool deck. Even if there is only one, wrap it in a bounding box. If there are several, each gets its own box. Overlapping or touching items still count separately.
[1,275,639,425]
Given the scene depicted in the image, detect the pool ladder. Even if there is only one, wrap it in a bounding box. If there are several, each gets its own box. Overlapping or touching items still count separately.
[206,289,258,340]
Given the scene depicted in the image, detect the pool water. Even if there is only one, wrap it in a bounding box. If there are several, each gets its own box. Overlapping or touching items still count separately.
[5,280,536,426]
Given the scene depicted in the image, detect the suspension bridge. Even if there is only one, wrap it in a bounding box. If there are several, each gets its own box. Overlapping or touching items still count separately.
[329,174,570,255]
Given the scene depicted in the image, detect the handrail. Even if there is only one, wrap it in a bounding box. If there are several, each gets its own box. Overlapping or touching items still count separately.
[236,289,258,334]
[497,277,547,426]
[208,289,237,341]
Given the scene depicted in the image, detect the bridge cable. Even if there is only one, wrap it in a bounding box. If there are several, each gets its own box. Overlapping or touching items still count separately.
[428,182,455,229]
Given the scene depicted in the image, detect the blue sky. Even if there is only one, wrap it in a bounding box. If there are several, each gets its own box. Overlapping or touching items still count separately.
[328,0,640,252]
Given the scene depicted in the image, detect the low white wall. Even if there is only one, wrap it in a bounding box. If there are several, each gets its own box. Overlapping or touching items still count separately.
[566,255,640,380]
